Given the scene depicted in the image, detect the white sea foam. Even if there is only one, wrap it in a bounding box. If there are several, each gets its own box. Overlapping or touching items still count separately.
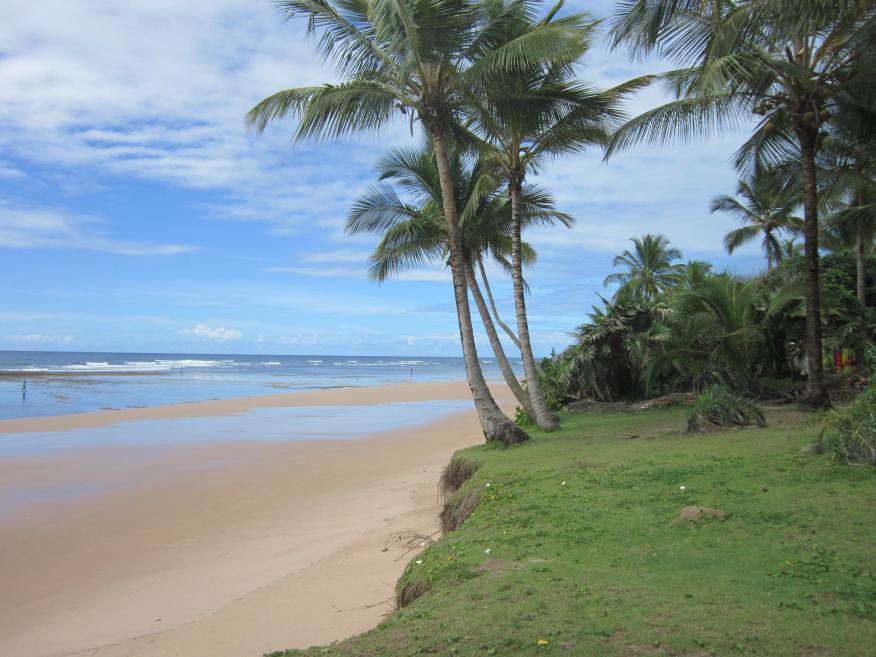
[261,361,281,366]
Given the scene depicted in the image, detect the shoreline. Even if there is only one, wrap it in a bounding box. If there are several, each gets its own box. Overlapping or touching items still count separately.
[0,379,478,434]
[0,379,510,657]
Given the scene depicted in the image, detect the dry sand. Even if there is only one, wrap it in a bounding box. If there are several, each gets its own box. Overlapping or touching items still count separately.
[0,380,509,657]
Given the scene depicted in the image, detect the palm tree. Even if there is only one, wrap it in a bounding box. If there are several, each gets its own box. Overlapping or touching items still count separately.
[647,275,760,393]
[465,14,647,430]
[347,145,572,422]
[603,234,682,302]
[779,238,802,259]
[819,93,876,306]
[711,167,802,272]
[607,0,876,407]
[246,0,586,442]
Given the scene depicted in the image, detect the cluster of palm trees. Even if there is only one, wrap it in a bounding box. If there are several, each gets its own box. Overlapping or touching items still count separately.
[606,0,876,407]
[247,0,875,441]
[559,231,872,404]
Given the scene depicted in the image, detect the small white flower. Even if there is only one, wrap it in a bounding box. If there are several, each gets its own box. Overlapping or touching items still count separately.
[561,480,566,486]
[484,548,491,555]
[485,483,491,488]
[415,559,423,565]
[679,485,686,490]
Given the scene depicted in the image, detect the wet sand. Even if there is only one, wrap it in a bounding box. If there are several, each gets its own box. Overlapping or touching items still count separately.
[0,380,509,657]
[0,379,481,434]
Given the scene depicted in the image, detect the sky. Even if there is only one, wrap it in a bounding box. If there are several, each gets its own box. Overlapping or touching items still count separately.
[0,0,765,357]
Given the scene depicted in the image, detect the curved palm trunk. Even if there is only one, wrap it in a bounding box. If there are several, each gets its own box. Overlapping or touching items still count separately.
[428,127,528,444]
[478,258,521,350]
[765,229,774,273]
[797,125,830,408]
[509,176,559,430]
[466,261,535,416]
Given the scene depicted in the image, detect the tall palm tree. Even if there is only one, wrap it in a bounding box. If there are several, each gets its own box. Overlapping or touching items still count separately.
[607,0,876,408]
[710,167,802,272]
[246,0,586,442]
[347,145,572,422]
[819,92,876,306]
[603,234,682,302]
[465,13,647,430]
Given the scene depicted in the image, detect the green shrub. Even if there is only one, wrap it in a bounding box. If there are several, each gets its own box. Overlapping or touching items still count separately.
[823,384,876,465]
[686,385,766,433]
[537,355,570,411]
[513,406,534,428]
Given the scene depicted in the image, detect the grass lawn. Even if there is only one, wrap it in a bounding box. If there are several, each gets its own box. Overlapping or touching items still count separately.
[269,406,876,657]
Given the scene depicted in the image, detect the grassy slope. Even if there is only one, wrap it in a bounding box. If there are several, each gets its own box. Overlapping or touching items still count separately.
[269,407,875,657]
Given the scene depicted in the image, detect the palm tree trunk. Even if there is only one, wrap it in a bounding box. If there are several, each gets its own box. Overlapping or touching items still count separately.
[478,258,521,350]
[428,126,528,444]
[478,258,544,377]
[765,230,773,273]
[796,124,830,408]
[509,175,559,430]
[466,262,535,416]
[855,223,868,374]
[857,224,867,306]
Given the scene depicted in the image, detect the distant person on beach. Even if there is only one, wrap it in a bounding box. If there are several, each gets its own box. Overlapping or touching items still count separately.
[21,380,27,401]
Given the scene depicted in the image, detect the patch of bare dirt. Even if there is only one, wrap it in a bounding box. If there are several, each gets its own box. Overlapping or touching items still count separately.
[473,559,521,574]
[673,506,727,524]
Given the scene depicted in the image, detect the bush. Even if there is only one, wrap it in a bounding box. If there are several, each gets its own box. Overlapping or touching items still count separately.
[686,385,766,433]
[822,384,876,465]
[514,406,534,428]
[538,355,570,411]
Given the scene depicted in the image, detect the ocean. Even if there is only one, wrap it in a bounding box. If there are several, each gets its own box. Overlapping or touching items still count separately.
[0,351,518,420]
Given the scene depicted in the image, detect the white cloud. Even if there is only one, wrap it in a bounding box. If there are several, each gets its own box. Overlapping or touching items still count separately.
[0,0,406,236]
[4,333,74,344]
[266,266,366,278]
[0,202,196,255]
[179,324,243,342]
[302,249,371,264]
[0,162,23,178]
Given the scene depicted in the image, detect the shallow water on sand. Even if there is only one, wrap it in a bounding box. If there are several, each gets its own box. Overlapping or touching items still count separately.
[0,399,472,457]
[0,399,473,519]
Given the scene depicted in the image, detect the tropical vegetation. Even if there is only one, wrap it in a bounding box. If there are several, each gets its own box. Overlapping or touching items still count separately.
[248,0,876,439]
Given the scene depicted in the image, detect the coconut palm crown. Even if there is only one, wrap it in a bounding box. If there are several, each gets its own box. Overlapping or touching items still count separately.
[711,167,803,272]
[603,234,683,302]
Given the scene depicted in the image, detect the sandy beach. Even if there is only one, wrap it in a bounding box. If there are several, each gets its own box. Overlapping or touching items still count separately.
[0,380,510,657]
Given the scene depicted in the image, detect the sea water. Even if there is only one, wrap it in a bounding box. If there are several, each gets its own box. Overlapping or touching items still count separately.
[0,351,516,419]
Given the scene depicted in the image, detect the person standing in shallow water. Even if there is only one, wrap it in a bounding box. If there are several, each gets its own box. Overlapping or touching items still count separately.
[21,380,27,401]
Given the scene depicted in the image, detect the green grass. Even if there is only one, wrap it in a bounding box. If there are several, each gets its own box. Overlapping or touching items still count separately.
[268,407,876,657]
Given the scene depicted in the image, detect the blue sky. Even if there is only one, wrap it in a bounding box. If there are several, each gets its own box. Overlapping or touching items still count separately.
[0,0,764,357]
